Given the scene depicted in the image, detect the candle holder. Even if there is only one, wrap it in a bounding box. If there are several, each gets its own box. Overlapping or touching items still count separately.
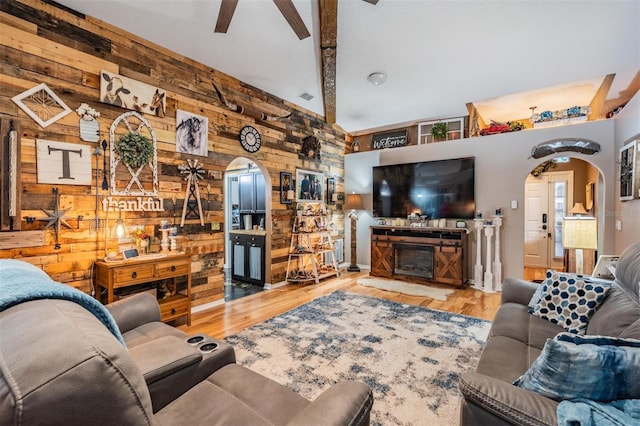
[160,228,170,253]
[169,235,178,252]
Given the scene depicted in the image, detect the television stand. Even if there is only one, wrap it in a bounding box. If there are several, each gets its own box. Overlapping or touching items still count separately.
[370,226,469,287]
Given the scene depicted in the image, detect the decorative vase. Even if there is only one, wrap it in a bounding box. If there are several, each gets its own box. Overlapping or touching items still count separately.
[139,238,149,255]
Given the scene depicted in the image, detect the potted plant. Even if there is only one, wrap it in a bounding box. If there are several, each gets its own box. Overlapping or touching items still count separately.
[115,132,153,168]
[431,122,449,141]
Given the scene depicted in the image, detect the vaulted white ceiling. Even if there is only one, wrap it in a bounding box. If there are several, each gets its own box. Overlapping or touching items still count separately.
[57,0,640,134]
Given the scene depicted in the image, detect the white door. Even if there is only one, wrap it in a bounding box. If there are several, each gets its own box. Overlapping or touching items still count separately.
[524,171,573,269]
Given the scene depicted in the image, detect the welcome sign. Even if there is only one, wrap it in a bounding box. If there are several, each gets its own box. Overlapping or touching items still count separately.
[371,130,408,150]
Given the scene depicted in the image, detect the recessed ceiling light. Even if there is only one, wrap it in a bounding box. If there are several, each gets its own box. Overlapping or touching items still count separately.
[367,71,387,85]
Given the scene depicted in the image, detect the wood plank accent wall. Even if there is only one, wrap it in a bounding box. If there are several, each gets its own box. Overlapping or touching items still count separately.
[0,0,347,306]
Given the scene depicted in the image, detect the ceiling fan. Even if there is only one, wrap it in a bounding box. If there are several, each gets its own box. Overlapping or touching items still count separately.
[214,0,378,40]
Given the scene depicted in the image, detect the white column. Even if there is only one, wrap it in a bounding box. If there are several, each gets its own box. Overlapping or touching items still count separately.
[483,225,495,293]
[493,215,503,292]
[473,219,484,289]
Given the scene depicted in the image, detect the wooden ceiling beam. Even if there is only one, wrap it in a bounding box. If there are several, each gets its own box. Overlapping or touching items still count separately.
[588,73,615,120]
[319,0,338,124]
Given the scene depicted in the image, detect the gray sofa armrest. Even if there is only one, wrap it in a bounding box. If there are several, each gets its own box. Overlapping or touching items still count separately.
[459,372,557,426]
[286,381,373,426]
[106,292,161,333]
[501,277,539,306]
[129,335,202,384]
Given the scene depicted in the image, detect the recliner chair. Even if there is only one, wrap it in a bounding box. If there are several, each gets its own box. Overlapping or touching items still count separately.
[0,260,373,426]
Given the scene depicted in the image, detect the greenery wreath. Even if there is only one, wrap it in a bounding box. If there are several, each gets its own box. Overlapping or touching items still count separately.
[431,122,449,140]
[115,132,153,168]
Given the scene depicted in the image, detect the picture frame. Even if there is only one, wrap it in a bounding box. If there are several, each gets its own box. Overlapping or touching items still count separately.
[619,140,636,201]
[295,169,324,203]
[592,255,619,280]
[280,171,293,204]
[326,177,336,205]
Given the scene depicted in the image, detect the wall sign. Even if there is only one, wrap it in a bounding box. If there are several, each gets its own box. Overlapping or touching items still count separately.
[102,196,165,212]
[100,70,166,116]
[36,139,92,185]
[371,130,408,150]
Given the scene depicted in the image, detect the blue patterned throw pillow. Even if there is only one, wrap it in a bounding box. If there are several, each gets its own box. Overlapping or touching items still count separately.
[531,271,610,334]
[514,332,640,402]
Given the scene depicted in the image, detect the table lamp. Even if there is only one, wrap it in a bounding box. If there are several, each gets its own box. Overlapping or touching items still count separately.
[562,217,597,275]
[344,193,364,272]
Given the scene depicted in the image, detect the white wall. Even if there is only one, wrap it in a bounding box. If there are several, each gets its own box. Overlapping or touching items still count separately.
[345,119,617,280]
[613,92,640,254]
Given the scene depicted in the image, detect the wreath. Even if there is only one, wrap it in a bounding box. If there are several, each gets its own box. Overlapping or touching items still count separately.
[115,132,153,168]
[431,122,449,140]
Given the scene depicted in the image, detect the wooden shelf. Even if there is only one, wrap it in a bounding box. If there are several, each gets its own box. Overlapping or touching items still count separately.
[286,203,340,284]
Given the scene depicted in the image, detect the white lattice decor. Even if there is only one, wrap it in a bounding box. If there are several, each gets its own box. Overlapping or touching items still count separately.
[12,83,72,128]
[109,111,158,196]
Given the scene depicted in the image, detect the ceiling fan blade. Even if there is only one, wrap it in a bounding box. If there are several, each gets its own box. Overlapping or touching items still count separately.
[273,0,311,40]
[362,0,379,4]
[215,0,239,33]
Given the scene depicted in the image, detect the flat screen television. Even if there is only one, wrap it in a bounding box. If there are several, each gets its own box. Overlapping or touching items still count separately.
[372,157,475,219]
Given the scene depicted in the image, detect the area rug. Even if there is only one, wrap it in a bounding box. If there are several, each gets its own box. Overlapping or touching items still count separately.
[357,277,454,301]
[225,291,491,425]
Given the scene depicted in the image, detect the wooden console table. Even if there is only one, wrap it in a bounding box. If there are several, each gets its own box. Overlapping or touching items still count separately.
[370,226,469,287]
[94,253,191,325]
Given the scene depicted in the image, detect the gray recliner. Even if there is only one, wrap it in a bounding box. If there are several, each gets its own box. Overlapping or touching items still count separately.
[0,262,373,426]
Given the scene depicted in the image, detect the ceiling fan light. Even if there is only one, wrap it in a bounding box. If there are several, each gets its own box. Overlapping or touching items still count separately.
[367,71,387,85]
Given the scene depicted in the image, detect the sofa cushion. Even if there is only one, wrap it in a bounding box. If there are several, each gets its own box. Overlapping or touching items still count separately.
[491,302,566,351]
[476,335,542,383]
[513,333,640,402]
[587,283,640,337]
[531,272,610,334]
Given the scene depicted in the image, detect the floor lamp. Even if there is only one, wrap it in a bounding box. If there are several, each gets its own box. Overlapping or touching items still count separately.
[562,216,597,275]
[344,193,364,272]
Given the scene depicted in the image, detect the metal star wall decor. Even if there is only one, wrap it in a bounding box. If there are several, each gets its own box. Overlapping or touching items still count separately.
[178,159,205,227]
[37,188,71,249]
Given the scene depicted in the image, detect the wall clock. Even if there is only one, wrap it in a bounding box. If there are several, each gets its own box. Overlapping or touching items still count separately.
[239,125,261,153]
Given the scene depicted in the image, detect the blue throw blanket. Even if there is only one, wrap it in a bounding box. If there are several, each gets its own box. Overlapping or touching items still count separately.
[0,259,124,344]
[557,399,640,426]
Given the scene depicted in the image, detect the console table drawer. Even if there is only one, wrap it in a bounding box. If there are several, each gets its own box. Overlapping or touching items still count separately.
[113,264,155,287]
[160,296,189,321]
[156,258,189,278]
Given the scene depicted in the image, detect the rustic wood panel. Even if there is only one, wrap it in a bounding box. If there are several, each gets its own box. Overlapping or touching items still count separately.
[0,0,347,305]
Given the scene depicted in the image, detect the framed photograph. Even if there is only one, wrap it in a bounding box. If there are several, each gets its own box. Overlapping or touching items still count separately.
[619,140,636,201]
[280,171,293,204]
[296,169,324,203]
[176,109,209,157]
[326,177,336,205]
[592,255,619,280]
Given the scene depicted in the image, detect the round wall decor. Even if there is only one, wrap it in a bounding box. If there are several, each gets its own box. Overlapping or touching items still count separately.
[239,125,261,153]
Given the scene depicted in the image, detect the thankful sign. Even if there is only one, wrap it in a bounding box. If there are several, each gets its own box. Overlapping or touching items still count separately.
[371,130,408,150]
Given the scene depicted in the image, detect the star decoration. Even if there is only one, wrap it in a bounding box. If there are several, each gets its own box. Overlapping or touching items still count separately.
[37,188,71,249]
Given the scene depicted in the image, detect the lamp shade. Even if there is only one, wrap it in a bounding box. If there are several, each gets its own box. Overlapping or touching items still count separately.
[571,202,588,215]
[562,217,597,250]
[344,193,364,211]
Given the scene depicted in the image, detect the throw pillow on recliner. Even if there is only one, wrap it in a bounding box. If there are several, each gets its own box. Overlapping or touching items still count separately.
[530,270,611,334]
[513,333,640,402]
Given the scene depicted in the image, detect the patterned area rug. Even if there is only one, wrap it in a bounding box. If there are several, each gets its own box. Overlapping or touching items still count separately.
[357,277,454,301]
[225,291,491,425]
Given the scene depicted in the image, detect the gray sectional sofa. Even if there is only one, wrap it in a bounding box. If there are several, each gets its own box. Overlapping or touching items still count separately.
[459,242,640,425]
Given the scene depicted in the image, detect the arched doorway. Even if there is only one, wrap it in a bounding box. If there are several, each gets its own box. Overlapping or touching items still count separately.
[523,156,604,281]
[224,157,272,299]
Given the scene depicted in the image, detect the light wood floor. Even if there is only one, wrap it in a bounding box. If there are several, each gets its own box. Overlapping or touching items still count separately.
[178,271,502,339]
